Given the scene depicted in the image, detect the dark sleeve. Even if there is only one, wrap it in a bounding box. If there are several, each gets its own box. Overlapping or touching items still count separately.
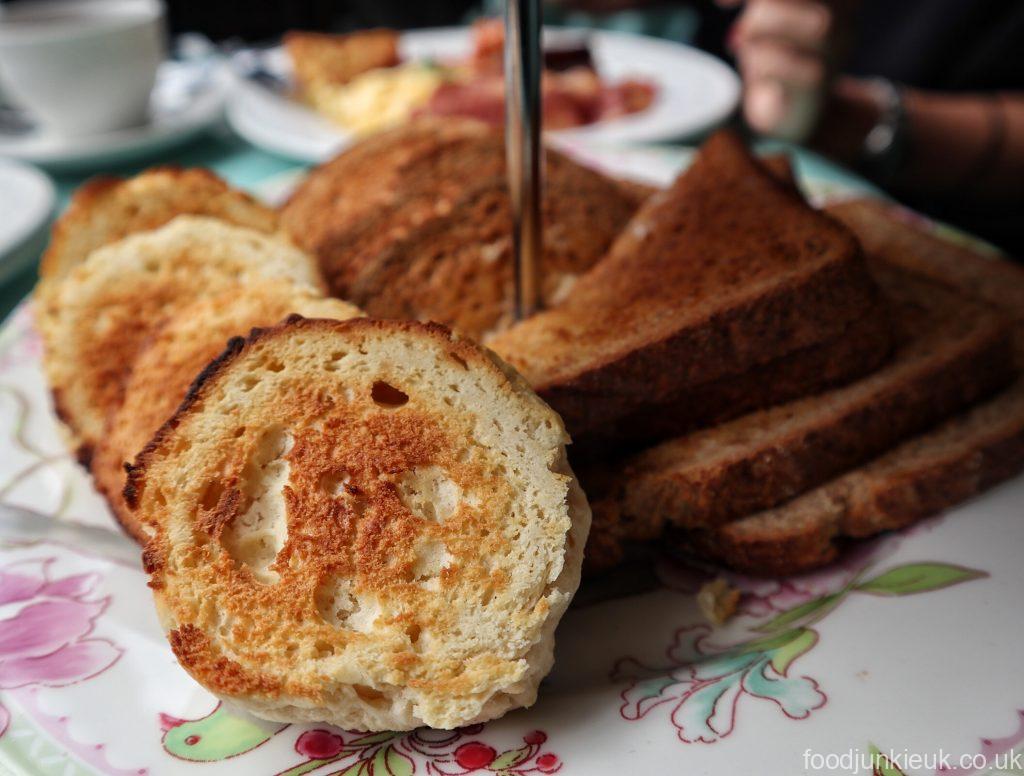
[847,0,1024,91]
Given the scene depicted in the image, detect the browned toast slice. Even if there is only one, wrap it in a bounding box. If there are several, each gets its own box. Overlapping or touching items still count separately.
[296,134,508,297]
[614,178,659,207]
[40,217,326,462]
[572,294,893,449]
[125,316,589,731]
[489,131,889,441]
[280,118,493,293]
[281,120,639,316]
[608,152,793,209]
[284,29,399,90]
[675,204,1024,576]
[35,168,279,347]
[683,376,1024,576]
[584,267,1013,571]
[828,199,1024,333]
[348,158,640,341]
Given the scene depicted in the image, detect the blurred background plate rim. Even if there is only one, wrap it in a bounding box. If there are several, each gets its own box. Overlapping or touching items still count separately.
[0,158,54,285]
[226,26,741,164]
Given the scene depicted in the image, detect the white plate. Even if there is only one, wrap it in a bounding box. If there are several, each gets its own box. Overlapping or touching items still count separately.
[226,27,740,164]
[0,61,229,172]
[0,160,55,286]
[1,147,1021,776]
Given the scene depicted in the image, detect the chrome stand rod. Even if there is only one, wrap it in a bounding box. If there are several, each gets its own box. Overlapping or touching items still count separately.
[505,0,543,321]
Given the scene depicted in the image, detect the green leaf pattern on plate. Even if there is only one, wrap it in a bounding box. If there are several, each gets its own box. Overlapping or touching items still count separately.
[614,559,986,745]
[856,563,987,596]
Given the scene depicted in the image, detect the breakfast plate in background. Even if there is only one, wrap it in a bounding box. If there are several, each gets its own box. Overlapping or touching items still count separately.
[0,159,54,287]
[226,27,740,164]
[2,145,1022,776]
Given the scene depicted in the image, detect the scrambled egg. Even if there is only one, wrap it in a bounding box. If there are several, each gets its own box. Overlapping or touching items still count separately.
[307,63,444,136]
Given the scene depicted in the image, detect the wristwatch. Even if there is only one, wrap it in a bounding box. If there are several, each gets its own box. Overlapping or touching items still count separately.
[859,78,909,184]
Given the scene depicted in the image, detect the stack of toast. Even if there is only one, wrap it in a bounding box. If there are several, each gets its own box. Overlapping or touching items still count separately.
[280,119,642,341]
[37,120,1024,586]
[579,180,1024,576]
[487,132,893,446]
[282,121,1024,577]
[34,169,363,539]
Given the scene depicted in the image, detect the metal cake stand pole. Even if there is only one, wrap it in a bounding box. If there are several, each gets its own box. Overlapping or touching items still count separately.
[505,0,543,321]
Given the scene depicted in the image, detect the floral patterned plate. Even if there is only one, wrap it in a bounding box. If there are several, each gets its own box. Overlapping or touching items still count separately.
[1,146,1021,776]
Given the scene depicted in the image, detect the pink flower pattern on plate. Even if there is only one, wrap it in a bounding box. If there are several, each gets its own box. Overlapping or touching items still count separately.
[0,557,121,736]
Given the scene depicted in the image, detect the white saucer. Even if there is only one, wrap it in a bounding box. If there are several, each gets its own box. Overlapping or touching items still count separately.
[0,159,55,285]
[227,27,740,164]
[0,60,229,172]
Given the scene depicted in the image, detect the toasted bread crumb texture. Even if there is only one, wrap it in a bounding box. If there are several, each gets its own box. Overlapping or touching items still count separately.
[280,118,639,340]
[92,284,363,543]
[133,318,590,731]
[39,216,326,452]
[39,167,278,284]
[697,377,1024,576]
[586,268,1012,565]
[488,132,884,440]
[280,119,491,283]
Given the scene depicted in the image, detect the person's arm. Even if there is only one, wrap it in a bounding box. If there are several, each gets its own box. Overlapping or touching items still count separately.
[727,0,1024,200]
[812,78,1024,200]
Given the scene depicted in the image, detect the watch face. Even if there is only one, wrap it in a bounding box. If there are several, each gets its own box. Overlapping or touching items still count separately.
[859,81,907,180]
[865,122,897,155]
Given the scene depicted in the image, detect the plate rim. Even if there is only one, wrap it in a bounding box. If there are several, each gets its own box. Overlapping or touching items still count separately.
[0,159,55,286]
[226,25,741,164]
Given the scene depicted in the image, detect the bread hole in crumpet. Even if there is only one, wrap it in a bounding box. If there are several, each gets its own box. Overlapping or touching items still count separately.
[410,539,453,584]
[199,480,225,511]
[315,577,359,627]
[324,350,346,372]
[371,380,408,407]
[220,426,292,584]
[314,639,337,658]
[354,684,385,704]
[314,577,381,634]
[319,470,367,515]
[319,469,352,497]
[479,585,494,607]
[405,622,422,646]
[396,466,460,523]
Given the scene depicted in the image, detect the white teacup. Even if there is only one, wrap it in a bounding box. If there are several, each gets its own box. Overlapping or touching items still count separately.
[0,0,166,136]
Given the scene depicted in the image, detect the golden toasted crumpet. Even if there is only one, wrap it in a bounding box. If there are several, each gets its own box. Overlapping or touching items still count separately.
[36,167,278,323]
[128,317,590,731]
[40,216,325,460]
[93,284,363,543]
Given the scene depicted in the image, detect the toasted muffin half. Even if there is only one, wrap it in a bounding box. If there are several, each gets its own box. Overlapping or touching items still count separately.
[36,168,279,333]
[93,283,363,542]
[127,317,590,731]
[40,216,325,459]
[39,167,278,284]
